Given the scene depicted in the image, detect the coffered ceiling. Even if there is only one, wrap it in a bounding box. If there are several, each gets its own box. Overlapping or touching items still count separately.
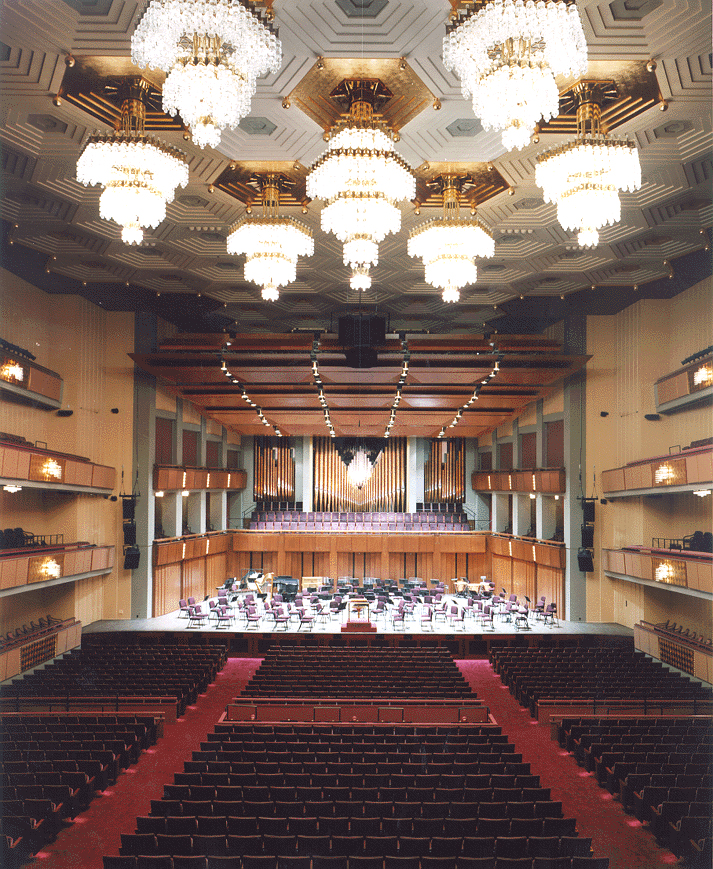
[1,0,711,341]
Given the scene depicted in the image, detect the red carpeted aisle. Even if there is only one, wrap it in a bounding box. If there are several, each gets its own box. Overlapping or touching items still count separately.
[31,656,260,869]
[456,658,678,869]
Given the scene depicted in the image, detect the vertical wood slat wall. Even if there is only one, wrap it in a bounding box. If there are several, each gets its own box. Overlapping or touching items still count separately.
[313,436,407,513]
[253,437,296,503]
[424,439,465,504]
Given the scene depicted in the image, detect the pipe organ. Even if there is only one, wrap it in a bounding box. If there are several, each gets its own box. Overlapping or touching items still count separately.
[313,436,407,513]
[425,438,465,504]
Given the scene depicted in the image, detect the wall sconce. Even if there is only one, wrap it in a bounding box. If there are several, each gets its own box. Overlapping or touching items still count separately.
[554,494,560,500]
[654,463,675,484]
[654,562,674,583]
[154,490,164,497]
[693,364,713,387]
[41,458,63,481]
[529,493,536,499]
[181,490,190,497]
[693,489,711,497]
[0,359,25,383]
[41,558,61,579]
[3,485,22,493]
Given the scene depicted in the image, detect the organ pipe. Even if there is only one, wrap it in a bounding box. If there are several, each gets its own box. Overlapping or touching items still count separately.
[424,438,464,504]
[253,437,295,503]
[313,436,406,512]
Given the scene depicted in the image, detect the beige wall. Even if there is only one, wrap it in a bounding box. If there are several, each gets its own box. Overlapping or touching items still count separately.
[0,269,135,633]
[585,278,713,632]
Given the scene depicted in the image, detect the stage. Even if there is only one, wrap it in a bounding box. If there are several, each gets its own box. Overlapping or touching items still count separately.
[82,604,632,657]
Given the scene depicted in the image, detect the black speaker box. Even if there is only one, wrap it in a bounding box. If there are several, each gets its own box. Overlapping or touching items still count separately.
[123,522,137,546]
[582,500,595,523]
[581,524,594,548]
[577,548,594,572]
[344,345,378,369]
[123,546,140,570]
[338,314,386,348]
[122,498,136,521]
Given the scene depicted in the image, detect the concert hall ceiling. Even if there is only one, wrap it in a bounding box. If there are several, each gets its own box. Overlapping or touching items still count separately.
[0,0,710,342]
[132,332,590,439]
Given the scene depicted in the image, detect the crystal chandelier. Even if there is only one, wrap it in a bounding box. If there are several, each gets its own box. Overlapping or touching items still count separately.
[227,174,313,301]
[443,0,587,150]
[408,175,495,303]
[535,83,642,247]
[347,448,375,489]
[76,80,189,244]
[307,79,416,289]
[335,437,385,490]
[131,0,281,149]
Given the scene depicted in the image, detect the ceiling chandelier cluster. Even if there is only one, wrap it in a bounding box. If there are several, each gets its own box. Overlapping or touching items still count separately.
[306,79,416,290]
[443,0,587,150]
[535,83,642,247]
[227,174,313,301]
[408,175,495,303]
[76,80,189,244]
[131,0,281,149]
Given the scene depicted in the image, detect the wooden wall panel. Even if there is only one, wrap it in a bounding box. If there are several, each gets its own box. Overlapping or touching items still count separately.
[491,555,512,589]
[181,559,206,602]
[206,553,228,591]
[536,565,565,616]
[153,563,182,616]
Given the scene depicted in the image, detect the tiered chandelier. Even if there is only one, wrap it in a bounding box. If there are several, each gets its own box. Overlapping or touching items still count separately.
[535,82,642,247]
[131,0,281,149]
[76,80,189,244]
[306,79,416,290]
[227,174,314,301]
[443,0,587,151]
[408,175,495,303]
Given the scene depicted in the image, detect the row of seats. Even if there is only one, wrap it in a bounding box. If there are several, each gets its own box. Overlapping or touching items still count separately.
[242,647,472,700]
[0,615,69,650]
[1,712,161,865]
[103,855,610,869]
[488,646,712,715]
[553,716,712,866]
[117,832,595,859]
[1,642,227,715]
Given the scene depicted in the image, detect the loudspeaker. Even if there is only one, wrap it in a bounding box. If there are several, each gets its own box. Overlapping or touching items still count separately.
[581,524,594,548]
[123,546,140,570]
[123,522,136,546]
[582,499,595,523]
[122,498,136,521]
[338,314,386,348]
[344,345,378,369]
[577,548,594,572]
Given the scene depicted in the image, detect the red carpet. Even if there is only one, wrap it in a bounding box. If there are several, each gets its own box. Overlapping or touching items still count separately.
[30,656,260,869]
[456,658,679,869]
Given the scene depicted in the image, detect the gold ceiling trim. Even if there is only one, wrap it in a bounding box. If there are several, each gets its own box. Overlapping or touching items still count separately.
[213,162,309,208]
[60,57,183,133]
[287,57,435,134]
[412,162,510,209]
[537,61,663,135]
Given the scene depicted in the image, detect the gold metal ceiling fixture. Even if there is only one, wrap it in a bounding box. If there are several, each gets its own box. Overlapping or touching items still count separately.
[227,173,313,302]
[306,79,416,291]
[408,174,495,303]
